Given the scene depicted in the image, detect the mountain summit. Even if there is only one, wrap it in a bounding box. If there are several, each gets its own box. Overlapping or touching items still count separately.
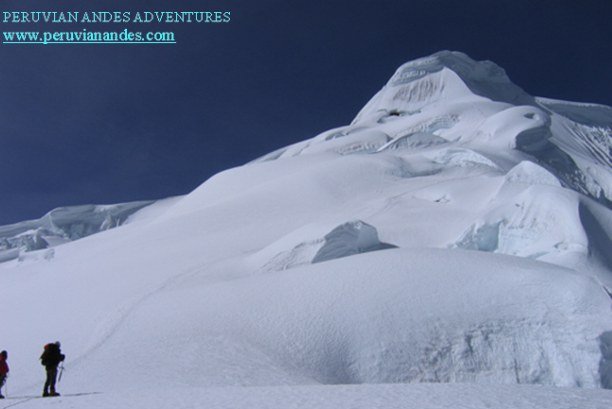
[356,50,535,116]
[1,52,611,399]
[258,51,610,208]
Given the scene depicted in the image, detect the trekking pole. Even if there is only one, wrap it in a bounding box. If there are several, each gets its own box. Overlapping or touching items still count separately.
[58,365,65,383]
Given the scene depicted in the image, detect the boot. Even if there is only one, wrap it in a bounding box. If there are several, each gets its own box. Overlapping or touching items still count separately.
[43,390,50,397]
[50,390,60,397]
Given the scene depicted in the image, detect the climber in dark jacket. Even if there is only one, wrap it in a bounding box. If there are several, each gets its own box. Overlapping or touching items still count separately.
[40,342,65,397]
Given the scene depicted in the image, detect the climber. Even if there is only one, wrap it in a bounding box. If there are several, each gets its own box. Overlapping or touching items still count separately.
[0,350,9,399]
[40,342,65,397]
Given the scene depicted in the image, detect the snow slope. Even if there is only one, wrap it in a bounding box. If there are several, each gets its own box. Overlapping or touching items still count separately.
[1,51,611,407]
[3,384,611,409]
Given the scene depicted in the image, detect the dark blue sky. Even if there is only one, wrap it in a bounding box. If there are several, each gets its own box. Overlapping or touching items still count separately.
[1,0,611,225]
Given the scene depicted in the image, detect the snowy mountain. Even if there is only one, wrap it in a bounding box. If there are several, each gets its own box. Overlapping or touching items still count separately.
[1,51,611,407]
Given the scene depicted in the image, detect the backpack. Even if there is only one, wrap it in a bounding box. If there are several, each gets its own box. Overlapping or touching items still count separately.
[40,343,54,366]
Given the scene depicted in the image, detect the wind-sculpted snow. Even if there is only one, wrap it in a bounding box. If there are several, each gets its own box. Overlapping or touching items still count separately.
[600,332,612,389]
[0,200,154,262]
[353,51,534,123]
[537,97,612,128]
[253,51,611,206]
[62,249,610,390]
[504,161,561,187]
[514,119,609,205]
[1,52,611,404]
[251,220,395,272]
[453,175,588,260]
[377,131,447,151]
[578,201,612,271]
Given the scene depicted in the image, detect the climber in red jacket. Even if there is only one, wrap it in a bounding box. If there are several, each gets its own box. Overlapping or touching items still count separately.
[0,350,9,399]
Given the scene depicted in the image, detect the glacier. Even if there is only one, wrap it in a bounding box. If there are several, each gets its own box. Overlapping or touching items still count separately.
[0,200,155,263]
[0,51,610,408]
